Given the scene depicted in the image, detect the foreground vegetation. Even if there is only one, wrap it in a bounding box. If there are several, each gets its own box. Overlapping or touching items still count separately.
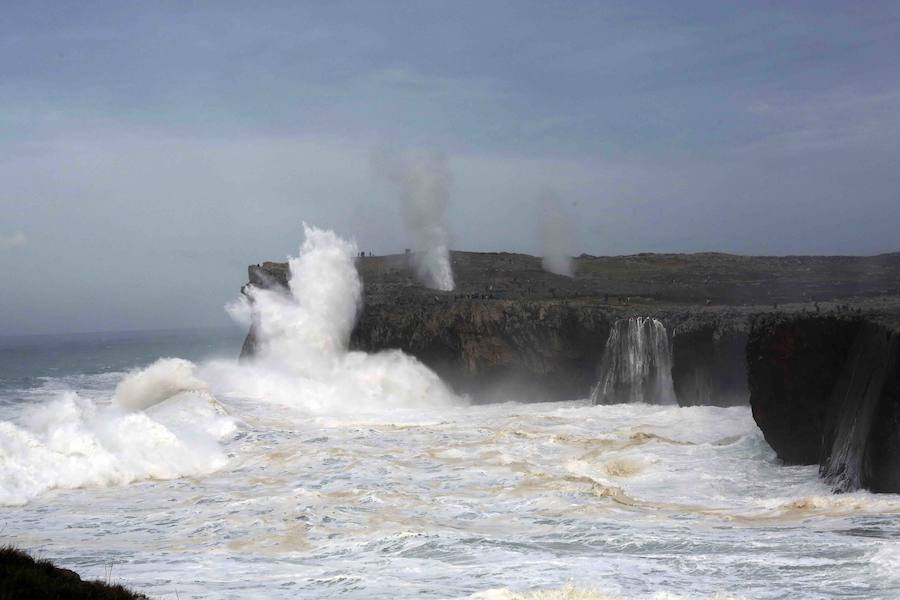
[0,547,149,600]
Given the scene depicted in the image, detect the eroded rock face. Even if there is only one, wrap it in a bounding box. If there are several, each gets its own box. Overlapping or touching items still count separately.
[748,314,900,492]
[868,333,900,492]
[672,324,749,407]
[747,315,862,465]
[353,300,611,402]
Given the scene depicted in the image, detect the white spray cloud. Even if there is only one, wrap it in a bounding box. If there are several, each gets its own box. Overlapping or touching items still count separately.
[371,148,455,291]
[0,231,27,249]
[215,222,461,414]
[538,191,576,277]
[0,361,234,506]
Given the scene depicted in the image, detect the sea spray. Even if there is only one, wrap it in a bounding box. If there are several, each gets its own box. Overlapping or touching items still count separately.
[213,223,461,413]
[228,225,362,371]
[371,148,455,291]
[592,317,677,405]
[0,360,233,506]
[115,357,209,411]
[538,191,575,277]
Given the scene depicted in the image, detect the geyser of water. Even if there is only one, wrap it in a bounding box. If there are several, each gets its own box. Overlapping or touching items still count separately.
[371,148,455,291]
[538,191,575,277]
[591,317,677,405]
[218,223,460,413]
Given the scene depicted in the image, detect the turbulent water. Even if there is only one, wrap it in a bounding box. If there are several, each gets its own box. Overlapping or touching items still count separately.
[3,228,900,599]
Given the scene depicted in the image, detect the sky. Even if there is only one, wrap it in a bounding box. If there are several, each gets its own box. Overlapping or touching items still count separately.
[2,1,899,335]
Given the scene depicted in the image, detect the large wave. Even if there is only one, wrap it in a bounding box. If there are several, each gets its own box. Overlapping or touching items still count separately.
[210,223,461,414]
[0,359,234,506]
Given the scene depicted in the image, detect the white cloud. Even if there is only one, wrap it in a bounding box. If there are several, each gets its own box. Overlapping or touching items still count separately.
[0,231,28,249]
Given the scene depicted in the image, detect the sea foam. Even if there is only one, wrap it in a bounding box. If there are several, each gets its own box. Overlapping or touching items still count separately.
[0,360,233,506]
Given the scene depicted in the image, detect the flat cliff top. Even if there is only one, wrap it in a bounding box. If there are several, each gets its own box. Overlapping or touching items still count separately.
[250,251,900,325]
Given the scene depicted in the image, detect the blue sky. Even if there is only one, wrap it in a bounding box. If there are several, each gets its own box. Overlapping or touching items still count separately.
[2,1,899,334]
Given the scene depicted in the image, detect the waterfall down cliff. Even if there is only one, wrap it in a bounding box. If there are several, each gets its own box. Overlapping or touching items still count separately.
[591,317,677,405]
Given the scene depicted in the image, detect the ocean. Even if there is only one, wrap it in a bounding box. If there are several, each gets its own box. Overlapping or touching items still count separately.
[2,227,900,599]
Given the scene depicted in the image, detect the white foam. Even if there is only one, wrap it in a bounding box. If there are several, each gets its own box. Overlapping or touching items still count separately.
[473,585,622,600]
[0,389,233,506]
[214,223,462,416]
[114,357,209,411]
[473,586,745,600]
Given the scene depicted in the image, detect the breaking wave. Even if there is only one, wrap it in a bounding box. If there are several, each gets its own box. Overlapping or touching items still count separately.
[213,223,461,414]
[0,358,233,506]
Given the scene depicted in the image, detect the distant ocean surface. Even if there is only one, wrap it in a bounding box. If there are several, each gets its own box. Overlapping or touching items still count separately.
[0,327,244,408]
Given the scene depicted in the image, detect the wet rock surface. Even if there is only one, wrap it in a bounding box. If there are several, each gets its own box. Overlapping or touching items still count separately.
[748,314,900,491]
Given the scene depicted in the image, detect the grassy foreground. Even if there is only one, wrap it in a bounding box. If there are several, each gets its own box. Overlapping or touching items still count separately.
[0,547,149,600]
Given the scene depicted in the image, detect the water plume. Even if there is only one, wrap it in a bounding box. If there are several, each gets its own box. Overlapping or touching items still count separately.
[538,191,575,277]
[217,223,460,413]
[228,224,362,373]
[592,317,677,405]
[371,148,455,290]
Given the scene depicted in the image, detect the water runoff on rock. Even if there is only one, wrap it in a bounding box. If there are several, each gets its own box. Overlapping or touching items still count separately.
[591,317,677,405]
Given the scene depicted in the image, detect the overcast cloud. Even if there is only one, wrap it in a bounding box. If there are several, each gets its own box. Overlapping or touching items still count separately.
[2,1,899,334]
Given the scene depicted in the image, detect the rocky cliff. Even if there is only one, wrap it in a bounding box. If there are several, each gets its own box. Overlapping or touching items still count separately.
[240,250,900,491]
[748,314,900,492]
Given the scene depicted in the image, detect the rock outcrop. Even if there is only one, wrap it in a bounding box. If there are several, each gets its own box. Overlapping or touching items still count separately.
[748,314,900,491]
[0,546,149,600]
[240,250,900,491]
[672,323,748,407]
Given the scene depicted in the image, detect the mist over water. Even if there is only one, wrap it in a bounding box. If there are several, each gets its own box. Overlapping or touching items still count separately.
[372,148,456,290]
[539,192,575,278]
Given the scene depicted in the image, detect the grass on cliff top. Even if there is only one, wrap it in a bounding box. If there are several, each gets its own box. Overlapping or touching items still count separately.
[0,546,150,600]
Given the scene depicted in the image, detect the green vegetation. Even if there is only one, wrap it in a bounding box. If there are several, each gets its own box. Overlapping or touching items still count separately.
[0,547,149,600]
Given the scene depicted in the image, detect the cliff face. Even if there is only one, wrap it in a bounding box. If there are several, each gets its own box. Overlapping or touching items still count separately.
[747,314,900,492]
[240,250,900,490]
[821,322,900,492]
[353,300,611,402]
[747,315,863,465]
[672,324,748,407]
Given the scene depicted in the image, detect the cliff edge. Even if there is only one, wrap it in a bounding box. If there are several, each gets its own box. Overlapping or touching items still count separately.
[240,250,900,491]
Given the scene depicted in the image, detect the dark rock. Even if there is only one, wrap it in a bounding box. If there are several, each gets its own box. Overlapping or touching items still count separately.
[868,329,900,492]
[747,314,900,492]
[747,314,863,465]
[354,300,611,402]
[820,323,899,491]
[0,546,148,600]
[672,324,749,407]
